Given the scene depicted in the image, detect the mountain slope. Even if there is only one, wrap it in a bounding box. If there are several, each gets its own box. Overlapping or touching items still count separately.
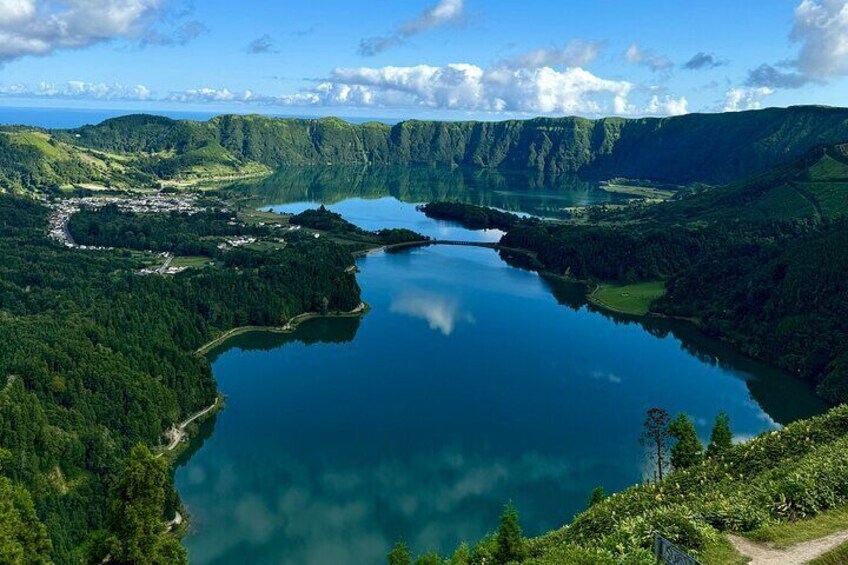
[644,143,848,223]
[54,106,848,186]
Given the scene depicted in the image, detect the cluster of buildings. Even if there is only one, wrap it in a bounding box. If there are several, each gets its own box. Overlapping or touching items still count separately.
[218,236,258,250]
[47,195,202,249]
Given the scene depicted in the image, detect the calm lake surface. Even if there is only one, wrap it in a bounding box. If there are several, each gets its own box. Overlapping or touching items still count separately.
[175,174,827,564]
[232,165,628,219]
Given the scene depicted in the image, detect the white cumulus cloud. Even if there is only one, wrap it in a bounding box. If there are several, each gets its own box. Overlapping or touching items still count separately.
[723,87,775,111]
[167,87,255,103]
[1,64,689,118]
[746,0,848,88]
[792,0,848,80]
[0,0,204,61]
[19,59,685,118]
[645,94,689,116]
[277,63,637,116]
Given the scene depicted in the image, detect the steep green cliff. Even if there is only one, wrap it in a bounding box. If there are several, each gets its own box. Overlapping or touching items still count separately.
[55,106,848,186]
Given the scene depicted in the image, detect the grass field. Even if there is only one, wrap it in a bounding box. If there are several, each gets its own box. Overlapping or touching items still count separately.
[600,183,677,200]
[745,506,848,549]
[171,256,214,269]
[588,280,666,316]
[244,240,288,252]
[700,536,748,565]
[238,209,292,227]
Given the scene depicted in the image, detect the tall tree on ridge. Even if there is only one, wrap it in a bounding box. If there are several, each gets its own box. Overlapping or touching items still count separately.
[707,412,733,458]
[640,407,671,482]
[669,413,704,471]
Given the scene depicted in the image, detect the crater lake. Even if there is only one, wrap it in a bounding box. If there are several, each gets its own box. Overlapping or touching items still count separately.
[175,170,826,564]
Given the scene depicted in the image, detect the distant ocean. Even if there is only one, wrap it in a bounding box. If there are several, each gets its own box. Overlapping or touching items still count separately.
[0,106,392,129]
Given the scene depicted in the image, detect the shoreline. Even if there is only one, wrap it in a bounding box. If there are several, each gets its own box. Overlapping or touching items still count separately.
[194,301,369,356]
[159,394,224,536]
[162,396,222,454]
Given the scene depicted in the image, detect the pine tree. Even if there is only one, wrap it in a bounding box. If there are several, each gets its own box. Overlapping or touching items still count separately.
[669,413,703,470]
[588,486,606,508]
[388,541,413,565]
[706,412,733,458]
[449,542,471,565]
[0,474,52,564]
[106,445,187,565]
[494,503,526,564]
[415,553,445,565]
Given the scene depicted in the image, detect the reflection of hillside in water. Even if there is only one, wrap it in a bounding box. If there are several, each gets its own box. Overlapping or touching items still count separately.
[534,274,828,426]
[205,317,361,363]
[228,165,625,217]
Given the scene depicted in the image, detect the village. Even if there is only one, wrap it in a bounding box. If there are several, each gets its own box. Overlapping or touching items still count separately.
[48,194,202,249]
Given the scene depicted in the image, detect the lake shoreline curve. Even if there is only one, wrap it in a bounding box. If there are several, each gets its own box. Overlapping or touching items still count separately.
[194,301,369,356]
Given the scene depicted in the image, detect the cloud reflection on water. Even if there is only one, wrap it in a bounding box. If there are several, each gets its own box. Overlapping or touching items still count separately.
[182,448,610,565]
[390,290,475,336]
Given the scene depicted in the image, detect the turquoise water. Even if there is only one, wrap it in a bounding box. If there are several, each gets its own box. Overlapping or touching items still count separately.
[265,197,505,242]
[175,198,826,565]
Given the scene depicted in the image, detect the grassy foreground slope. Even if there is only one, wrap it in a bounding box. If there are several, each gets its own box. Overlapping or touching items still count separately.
[525,406,848,564]
[403,406,848,564]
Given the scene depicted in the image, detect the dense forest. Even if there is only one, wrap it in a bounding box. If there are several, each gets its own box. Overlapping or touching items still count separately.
[290,205,428,246]
[499,217,848,402]
[0,196,360,562]
[420,202,523,231]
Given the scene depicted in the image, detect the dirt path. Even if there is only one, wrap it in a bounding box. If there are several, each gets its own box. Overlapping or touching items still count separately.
[152,398,218,537]
[162,397,219,452]
[195,302,368,355]
[728,530,848,564]
[166,511,183,532]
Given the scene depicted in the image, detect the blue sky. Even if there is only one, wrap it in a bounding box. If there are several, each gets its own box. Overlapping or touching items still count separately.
[0,0,846,120]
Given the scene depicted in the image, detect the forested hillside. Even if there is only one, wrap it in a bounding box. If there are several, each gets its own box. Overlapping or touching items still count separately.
[639,143,848,223]
[0,196,360,562]
[3,106,848,194]
[53,106,848,185]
